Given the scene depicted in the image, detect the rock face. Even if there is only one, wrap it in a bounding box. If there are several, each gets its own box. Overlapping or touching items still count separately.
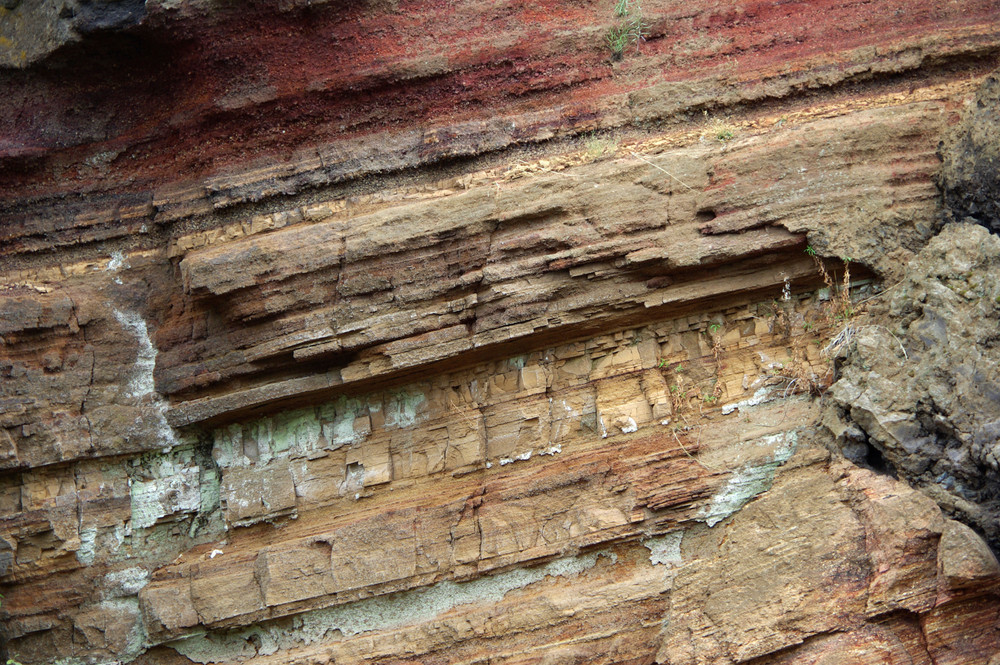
[825,223,1000,549]
[940,71,1000,234]
[2,1,1000,664]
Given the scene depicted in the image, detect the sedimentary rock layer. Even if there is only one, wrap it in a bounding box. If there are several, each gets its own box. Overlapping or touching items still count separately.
[2,1,1000,664]
[3,0,999,254]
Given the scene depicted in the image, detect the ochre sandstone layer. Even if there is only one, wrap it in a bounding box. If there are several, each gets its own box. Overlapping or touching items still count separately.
[2,1,1000,664]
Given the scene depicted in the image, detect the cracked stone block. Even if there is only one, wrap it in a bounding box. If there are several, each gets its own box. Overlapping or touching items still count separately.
[220,462,297,527]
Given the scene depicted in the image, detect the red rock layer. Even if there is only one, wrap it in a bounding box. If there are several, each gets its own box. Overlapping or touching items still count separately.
[2,0,998,254]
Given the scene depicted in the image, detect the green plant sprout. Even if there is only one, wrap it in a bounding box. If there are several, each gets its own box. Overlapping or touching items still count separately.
[606,19,647,58]
[715,126,735,142]
[805,245,816,257]
[606,0,647,60]
[585,135,618,159]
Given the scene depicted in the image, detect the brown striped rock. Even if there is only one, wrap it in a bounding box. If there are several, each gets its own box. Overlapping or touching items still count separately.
[2,1,1000,664]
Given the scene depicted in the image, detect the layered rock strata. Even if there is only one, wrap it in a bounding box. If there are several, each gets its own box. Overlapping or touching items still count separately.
[2,1,1000,664]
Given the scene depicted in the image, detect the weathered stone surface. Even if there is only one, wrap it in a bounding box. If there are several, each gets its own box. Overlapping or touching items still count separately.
[825,222,1000,548]
[939,518,1000,590]
[147,95,949,429]
[657,455,871,665]
[3,2,1000,664]
[0,0,146,68]
[253,541,338,608]
[189,564,265,626]
[140,584,200,634]
[3,0,998,255]
[219,462,297,527]
[940,70,1000,234]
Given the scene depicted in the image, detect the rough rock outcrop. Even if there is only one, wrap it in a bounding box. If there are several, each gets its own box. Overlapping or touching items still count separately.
[0,0,146,68]
[825,222,1000,549]
[2,1,1000,664]
[939,70,1000,233]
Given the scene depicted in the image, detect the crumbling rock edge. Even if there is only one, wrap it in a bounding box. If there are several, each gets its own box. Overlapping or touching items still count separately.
[939,69,1000,235]
[823,222,1000,553]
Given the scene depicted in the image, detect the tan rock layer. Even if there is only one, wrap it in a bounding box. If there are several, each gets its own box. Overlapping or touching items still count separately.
[151,98,939,431]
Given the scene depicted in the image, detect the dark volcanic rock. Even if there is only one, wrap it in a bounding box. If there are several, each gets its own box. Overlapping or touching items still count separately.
[824,223,1000,551]
[0,0,147,68]
[939,69,1000,234]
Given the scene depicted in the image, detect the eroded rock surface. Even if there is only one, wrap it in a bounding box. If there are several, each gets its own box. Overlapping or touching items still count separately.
[940,70,1000,234]
[2,1,1000,664]
[825,222,1000,549]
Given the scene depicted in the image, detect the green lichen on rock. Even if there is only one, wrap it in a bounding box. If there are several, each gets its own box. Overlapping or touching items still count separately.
[643,531,684,566]
[212,390,427,468]
[169,551,602,663]
[698,432,798,527]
